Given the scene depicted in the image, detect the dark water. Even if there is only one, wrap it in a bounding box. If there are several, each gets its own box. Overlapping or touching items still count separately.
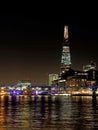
[0,95,98,130]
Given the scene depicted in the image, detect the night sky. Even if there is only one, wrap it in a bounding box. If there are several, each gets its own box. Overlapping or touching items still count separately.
[0,11,98,84]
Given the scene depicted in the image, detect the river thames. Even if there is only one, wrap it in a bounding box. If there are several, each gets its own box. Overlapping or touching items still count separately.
[0,95,98,130]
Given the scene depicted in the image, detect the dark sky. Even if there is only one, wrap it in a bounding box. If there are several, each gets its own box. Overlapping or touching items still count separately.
[0,11,98,84]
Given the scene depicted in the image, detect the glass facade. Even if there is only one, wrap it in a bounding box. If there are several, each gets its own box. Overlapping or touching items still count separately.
[61,46,71,65]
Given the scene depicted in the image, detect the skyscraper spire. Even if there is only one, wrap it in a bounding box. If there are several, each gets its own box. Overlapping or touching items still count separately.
[60,25,71,74]
[64,25,68,41]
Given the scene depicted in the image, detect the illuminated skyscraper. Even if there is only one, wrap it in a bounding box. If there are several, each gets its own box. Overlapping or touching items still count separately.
[60,26,71,74]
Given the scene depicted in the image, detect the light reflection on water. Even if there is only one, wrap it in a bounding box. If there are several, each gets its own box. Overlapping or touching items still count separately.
[0,95,98,130]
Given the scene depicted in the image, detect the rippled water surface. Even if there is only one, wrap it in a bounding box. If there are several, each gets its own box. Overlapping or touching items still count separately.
[0,95,98,130]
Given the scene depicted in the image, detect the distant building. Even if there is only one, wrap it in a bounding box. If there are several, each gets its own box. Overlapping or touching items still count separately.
[83,61,96,72]
[17,80,31,89]
[49,74,59,85]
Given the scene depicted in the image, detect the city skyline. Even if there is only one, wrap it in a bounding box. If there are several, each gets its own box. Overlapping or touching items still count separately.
[0,12,98,84]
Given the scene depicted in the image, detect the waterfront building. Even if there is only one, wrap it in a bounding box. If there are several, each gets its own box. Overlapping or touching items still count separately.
[49,25,98,89]
[83,61,96,72]
[17,80,31,89]
[49,74,59,85]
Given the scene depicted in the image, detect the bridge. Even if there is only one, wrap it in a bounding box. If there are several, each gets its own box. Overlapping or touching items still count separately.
[0,83,98,96]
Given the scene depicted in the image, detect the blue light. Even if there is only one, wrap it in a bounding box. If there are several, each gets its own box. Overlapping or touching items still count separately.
[51,90,57,94]
[7,89,23,95]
